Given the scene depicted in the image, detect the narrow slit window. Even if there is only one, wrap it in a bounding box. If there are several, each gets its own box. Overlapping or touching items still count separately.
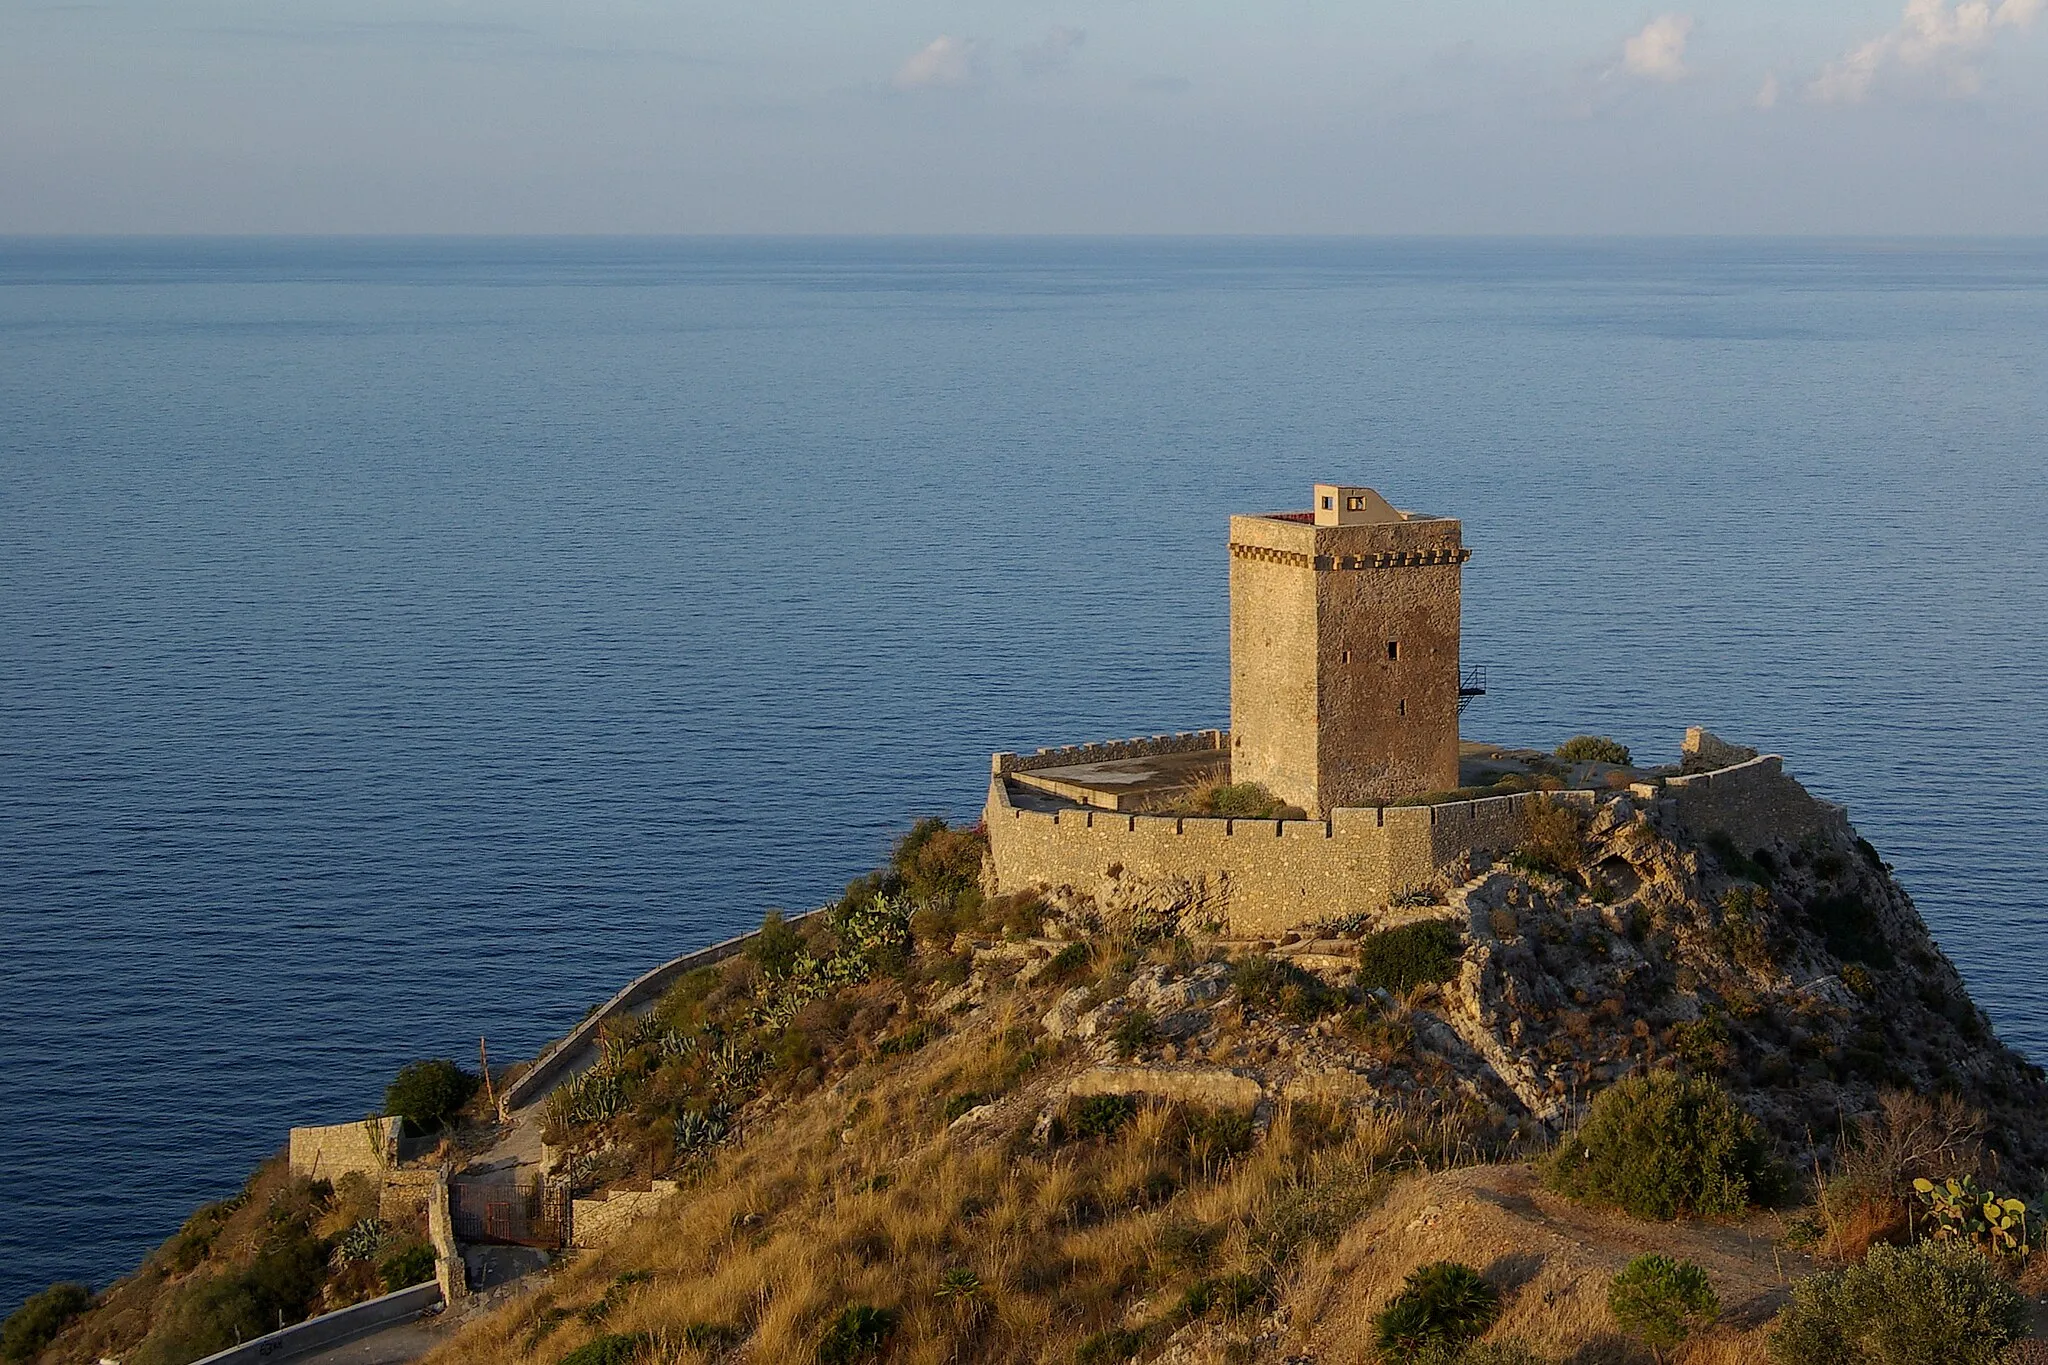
[1386,640,1400,660]
[1340,649,1351,664]
[1398,699,1407,716]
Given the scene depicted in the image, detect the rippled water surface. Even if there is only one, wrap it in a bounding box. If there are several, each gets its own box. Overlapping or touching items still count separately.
[2,237,2045,1310]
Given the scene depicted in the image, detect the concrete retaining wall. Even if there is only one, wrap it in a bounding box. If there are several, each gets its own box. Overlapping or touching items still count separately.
[986,755,1594,936]
[498,910,823,1117]
[288,1117,401,1182]
[189,1281,440,1365]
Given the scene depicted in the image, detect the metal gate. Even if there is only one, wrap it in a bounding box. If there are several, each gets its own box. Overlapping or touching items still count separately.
[450,1177,568,1248]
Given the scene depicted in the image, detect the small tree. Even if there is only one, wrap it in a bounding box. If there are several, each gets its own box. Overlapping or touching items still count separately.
[1608,1255,1718,1362]
[383,1059,478,1133]
[1372,1262,1499,1360]
[1546,1071,1776,1221]
[1767,1241,2024,1365]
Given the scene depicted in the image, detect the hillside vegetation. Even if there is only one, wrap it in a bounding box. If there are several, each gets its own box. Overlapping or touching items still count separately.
[420,789,2047,1365]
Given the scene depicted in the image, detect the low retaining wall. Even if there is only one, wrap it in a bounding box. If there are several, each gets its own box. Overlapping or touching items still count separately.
[986,760,1594,936]
[189,1281,440,1365]
[572,1180,680,1250]
[994,730,1227,776]
[498,910,823,1117]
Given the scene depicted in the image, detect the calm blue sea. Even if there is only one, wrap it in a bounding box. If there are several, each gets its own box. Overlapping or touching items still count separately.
[2,237,2045,1312]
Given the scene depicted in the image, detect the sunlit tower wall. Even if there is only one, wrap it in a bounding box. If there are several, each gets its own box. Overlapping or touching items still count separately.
[1228,484,1469,815]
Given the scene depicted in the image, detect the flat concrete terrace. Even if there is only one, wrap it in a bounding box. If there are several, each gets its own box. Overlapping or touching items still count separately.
[1008,747,1228,813]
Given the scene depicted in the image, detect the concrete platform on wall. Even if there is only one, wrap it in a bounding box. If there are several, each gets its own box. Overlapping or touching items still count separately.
[1008,747,1228,813]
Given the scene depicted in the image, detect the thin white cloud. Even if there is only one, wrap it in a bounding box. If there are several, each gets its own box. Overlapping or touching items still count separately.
[1621,14,1694,81]
[1020,25,1085,75]
[1810,0,2046,103]
[892,35,977,91]
[1754,72,1781,108]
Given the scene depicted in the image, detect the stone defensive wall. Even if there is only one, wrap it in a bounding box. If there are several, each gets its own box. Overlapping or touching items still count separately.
[1660,753,1845,853]
[985,734,1596,936]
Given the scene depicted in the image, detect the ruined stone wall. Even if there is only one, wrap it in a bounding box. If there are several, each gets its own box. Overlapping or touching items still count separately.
[1663,755,1844,854]
[985,769,1591,936]
[288,1117,400,1182]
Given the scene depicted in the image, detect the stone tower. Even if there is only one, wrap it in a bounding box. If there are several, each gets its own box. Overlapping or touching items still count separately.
[1228,483,1468,814]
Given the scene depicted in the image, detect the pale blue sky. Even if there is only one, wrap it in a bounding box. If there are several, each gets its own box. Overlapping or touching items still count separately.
[3,0,2045,232]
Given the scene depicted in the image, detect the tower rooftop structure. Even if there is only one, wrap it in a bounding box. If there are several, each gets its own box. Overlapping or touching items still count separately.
[1228,483,1470,814]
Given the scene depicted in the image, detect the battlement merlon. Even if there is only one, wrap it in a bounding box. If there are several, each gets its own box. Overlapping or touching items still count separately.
[1226,509,1469,565]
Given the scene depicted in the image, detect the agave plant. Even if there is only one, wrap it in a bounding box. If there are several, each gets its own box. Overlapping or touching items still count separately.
[336,1217,385,1263]
[674,1106,730,1156]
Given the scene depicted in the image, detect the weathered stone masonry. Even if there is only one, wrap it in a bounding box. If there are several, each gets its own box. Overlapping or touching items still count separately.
[985,732,1595,937]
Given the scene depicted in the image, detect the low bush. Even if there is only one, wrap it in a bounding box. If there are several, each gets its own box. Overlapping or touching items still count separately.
[1555,735,1631,765]
[1177,1272,1268,1319]
[556,1332,655,1365]
[1372,1261,1500,1360]
[1607,1254,1718,1361]
[1182,780,1307,821]
[1064,1094,1138,1142]
[1510,797,1588,879]
[817,1304,896,1364]
[1767,1241,2024,1365]
[1109,1007,1156,1060]
[1356,920,1463,994]
[3,1282,92,1363]
[892,818,987,906]
[1545,1071,1777,1221]
[383,1059,478,1133]
[377,1242,435,1293]
[1230,955,1342,1020]
[1040,941,1092,987]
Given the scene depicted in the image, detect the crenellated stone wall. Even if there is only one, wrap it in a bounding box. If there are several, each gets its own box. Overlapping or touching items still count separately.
[985,739,1596,936]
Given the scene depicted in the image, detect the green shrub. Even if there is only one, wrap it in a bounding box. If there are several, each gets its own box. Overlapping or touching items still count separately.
[1186,781,1307,821]
[383,1058,479,1133]
[1555,735,1631,765]
[1041,941,1093,987]
[1607,1255,1718,1359]
[1110,1007,1156,1059]
[1230,955,1342,1020]
[1767,1241,2024,1365]
[1545,1071,1776,1220]
[1372,1261,1500,1359]
[1074,1325,1152,1363]
[1065,1093,1139,1141]
[1411,1344,1550,1365]
[748,911,805,978]
[1356,920,1463,994]
[136,1228,330,1365]
[377,1241,436,1292]
[1177,1272,1269,1319]
[1510,797,1588,878]
[817,1304,896,1364]
[3,1282,92,1363]
[893,818,988,904]
[557,1333,655,1365]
